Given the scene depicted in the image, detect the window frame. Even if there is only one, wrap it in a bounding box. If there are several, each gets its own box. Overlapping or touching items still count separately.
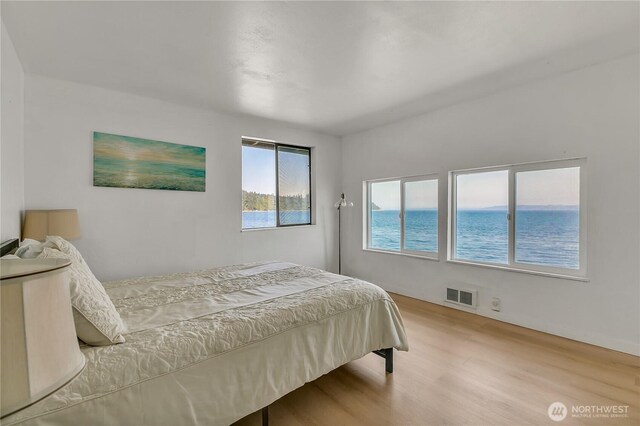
[242,137,312,230]
[448,158,587,279]
[364,173,439,260]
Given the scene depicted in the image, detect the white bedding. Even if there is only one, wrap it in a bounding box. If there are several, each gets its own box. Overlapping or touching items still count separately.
[4,261,408,426]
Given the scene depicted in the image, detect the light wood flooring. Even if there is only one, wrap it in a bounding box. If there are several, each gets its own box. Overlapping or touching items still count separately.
[235,293,639,425]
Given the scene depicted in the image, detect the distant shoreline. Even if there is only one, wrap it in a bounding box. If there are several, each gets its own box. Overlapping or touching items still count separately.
[242,210,308,213]
[369,206,578,212]
[242,207,578,213]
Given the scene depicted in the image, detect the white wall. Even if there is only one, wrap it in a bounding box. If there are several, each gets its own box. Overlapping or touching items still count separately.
[341,54,640,355]
[1,21,25,241]
[23,74,342,281]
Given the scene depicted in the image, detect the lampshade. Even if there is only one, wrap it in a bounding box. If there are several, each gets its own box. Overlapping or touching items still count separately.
[0,259,85,418]
[334,193,354,209]
[22,209,81,241]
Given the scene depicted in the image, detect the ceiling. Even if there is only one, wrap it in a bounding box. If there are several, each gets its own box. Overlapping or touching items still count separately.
[2,1,638,136]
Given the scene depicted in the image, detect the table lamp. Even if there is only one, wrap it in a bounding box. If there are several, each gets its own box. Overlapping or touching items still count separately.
[22,209,81,241]
[0,258,85,418]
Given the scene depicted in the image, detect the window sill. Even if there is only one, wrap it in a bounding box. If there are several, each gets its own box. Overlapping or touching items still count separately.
[363,248,439,261]
[241,224,315,232]
[446,259,589,282]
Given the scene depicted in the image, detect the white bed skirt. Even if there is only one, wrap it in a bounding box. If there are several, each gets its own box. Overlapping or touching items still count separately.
[14,298,404,425]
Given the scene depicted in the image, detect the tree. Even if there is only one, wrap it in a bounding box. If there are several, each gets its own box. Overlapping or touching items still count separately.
[242,190,309,212]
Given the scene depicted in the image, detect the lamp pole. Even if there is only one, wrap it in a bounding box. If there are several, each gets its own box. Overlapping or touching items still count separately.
[338,194,343,275]
[335,193,352,275]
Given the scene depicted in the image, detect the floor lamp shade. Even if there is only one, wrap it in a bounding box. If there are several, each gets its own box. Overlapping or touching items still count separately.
[22,210,81,241]
[0,259,85,418]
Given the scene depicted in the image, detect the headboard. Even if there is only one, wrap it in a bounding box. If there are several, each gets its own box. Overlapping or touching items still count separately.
[0,239,19,257]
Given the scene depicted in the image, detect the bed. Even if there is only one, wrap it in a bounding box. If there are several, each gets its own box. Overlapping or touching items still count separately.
[3,259,409,426]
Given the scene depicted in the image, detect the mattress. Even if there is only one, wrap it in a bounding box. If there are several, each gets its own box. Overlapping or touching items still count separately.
[4,261,409,426]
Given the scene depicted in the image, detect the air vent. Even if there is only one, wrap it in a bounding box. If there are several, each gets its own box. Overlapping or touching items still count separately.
[459,290,474,306]
[446,288,459,303]
[445,287,477,308]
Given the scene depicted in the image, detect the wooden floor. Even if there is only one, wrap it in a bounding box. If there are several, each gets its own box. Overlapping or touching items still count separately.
[235,293,639,425]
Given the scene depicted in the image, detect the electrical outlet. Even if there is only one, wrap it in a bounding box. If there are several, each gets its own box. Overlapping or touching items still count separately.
[491,297,501,312]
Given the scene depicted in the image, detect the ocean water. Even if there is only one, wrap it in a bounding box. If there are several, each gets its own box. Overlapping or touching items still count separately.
[514,210,579,269]
[455,210,508,264]
[370,209,579,269]
[242,210,310,228]
[243,209,579,270]
[370,210,438,252]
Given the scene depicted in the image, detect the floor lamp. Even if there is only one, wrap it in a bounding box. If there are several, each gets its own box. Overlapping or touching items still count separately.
[334,193,353,275]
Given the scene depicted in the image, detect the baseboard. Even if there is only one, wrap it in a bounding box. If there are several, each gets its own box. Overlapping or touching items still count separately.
[382,284,640,357]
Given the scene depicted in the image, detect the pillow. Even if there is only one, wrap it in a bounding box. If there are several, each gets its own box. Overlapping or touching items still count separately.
[44,236,85,263]
[14,238,54,258]
[39,244,126,346]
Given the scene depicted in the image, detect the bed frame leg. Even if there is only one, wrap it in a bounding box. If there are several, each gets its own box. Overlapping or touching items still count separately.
[385,348,393,373]
[261,406,269,426]
[373,348,394,373]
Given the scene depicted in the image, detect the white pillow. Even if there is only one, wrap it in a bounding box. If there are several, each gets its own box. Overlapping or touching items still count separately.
[39,240,125,346]
[44,236,86,264]
[14,238,54,258]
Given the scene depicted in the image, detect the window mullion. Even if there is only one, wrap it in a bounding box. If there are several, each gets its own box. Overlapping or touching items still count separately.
[508,168,516,266]
[578,164,587,276]
[449,173,457,261]
[275,144,280,227]
[400,179,406,253]
[366,182,371,248]
[307,148,312,225]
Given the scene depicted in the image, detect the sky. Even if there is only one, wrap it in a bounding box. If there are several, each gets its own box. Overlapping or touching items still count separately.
[456,170,508,209]
[405,179,438,209]
[368,167,580,210]
[242,142,579,209]
[242,145,309,196]
[370,179,438,210]
[457,167,580,209]
[278,148,310,196]
[515,167,580,207]
[370,180,401,210]
[242,145,276,194]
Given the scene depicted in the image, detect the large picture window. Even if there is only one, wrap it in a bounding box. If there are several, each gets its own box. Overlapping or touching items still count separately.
[449,159,586,278]
[365,175,438,258]
[242,138,311,229]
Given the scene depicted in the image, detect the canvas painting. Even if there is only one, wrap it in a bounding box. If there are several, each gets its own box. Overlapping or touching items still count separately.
[93,132,206,192]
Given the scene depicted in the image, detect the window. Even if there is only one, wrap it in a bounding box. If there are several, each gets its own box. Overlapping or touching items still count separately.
[449,159,586,278]
[242,138,311,229]
[365,175,438,258]
[454,170,509,264]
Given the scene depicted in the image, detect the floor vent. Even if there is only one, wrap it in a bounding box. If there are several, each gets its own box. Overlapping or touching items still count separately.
[445,287,477,308]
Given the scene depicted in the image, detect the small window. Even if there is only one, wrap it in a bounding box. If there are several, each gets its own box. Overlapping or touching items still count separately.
[366,174,438,258]
[449,159,586,278]
[242,138,311,229]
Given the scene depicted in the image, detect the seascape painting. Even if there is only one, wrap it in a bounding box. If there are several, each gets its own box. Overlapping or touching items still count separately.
[93,132,206,192]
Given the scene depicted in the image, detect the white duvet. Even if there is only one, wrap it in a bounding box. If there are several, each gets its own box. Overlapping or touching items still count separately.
[4,262,408,426]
